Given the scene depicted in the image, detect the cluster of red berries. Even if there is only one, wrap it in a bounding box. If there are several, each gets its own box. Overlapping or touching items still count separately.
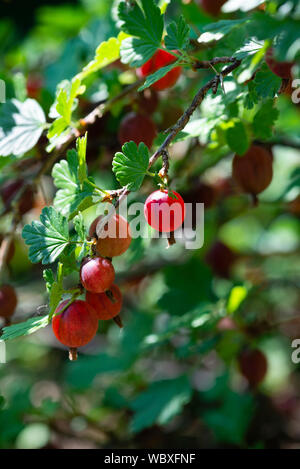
[52,188,186,360]
[52,213,131,360]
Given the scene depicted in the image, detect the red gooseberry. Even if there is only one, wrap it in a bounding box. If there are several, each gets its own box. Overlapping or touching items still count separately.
[0,284,17,319]
[90,214,132,258]
[138,49,181,91]
[205,241,236,278]
[86,284,122,320]
[198,0,227,16]
[118,112,157,149]
[265,48,294,79]
[80,257,115,293]
[238,348,268,387]
[52,300,99,358]
[144,189,185,233]
[232,145,273,198]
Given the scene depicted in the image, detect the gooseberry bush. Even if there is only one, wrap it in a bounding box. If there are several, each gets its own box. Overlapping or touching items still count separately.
[0,0,299,448]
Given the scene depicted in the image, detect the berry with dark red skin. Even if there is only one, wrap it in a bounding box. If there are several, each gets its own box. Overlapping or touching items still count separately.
[26,74,43,99]
[138,49,181,91]
[0,284,17,319]
[0,179,34,215]
[137,89,159,115]
[265,48,294,79]
[144,189,185,233]
[238,348,268,387]
[232,145,273,197]
[205,241,236,278]
[0,236,15,264]
[86,284,122,320]
[80,257,115,293]
[52,300,98,348]
[198,0,227,16]
[90,214,131,258]
[118,112,157,149]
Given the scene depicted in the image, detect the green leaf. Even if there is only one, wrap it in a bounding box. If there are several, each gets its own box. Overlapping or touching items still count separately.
[226,120,249,155]
[112,141,149,191]
[138,62,179,92]
[130,376,192,433]
[0,315,49,341]
[165,16,190,51]
[47,78,84,141]
[43,269,55,294]
[118,0,163,67]
[203,389,254,445]
[52,143,101,219]
[76,134,88,184]
[227,286,248,314]
[0,99,45,157]
[253,63,281,99]
[120,36,158,68]
[78,33,126,80]
[22,207,70,264]
[252,99,279,140]
[44,263,64,319]
[199,18,247,42]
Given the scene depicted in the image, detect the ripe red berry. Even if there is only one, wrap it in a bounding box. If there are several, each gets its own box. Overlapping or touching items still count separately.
[90,214,132,258]
[52,300,98,350]
[80,257,115,293]
[118,112,157,149]
[138,49,181,91]
[206,241,236,278]
[0,284,17,319]
[198,0,227,16]
[265,48,294,79]
[144,189,185,233]
[238,348,268,387]
[86,284,122,320]
[232,145,273,197]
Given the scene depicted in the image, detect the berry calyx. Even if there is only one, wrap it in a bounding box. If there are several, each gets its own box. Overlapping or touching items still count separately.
[138,49,181,91]
[118,112,157,149]
[0,284,17,321]
[52,299,99,359]
[265,48,294,79]
[144,189,185,233]
[238,348,268,387]
[198,0,227,16]
[232,145,273,199]
[80,257,115,293]
[86,284,122,320]
[90,214,131,258]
